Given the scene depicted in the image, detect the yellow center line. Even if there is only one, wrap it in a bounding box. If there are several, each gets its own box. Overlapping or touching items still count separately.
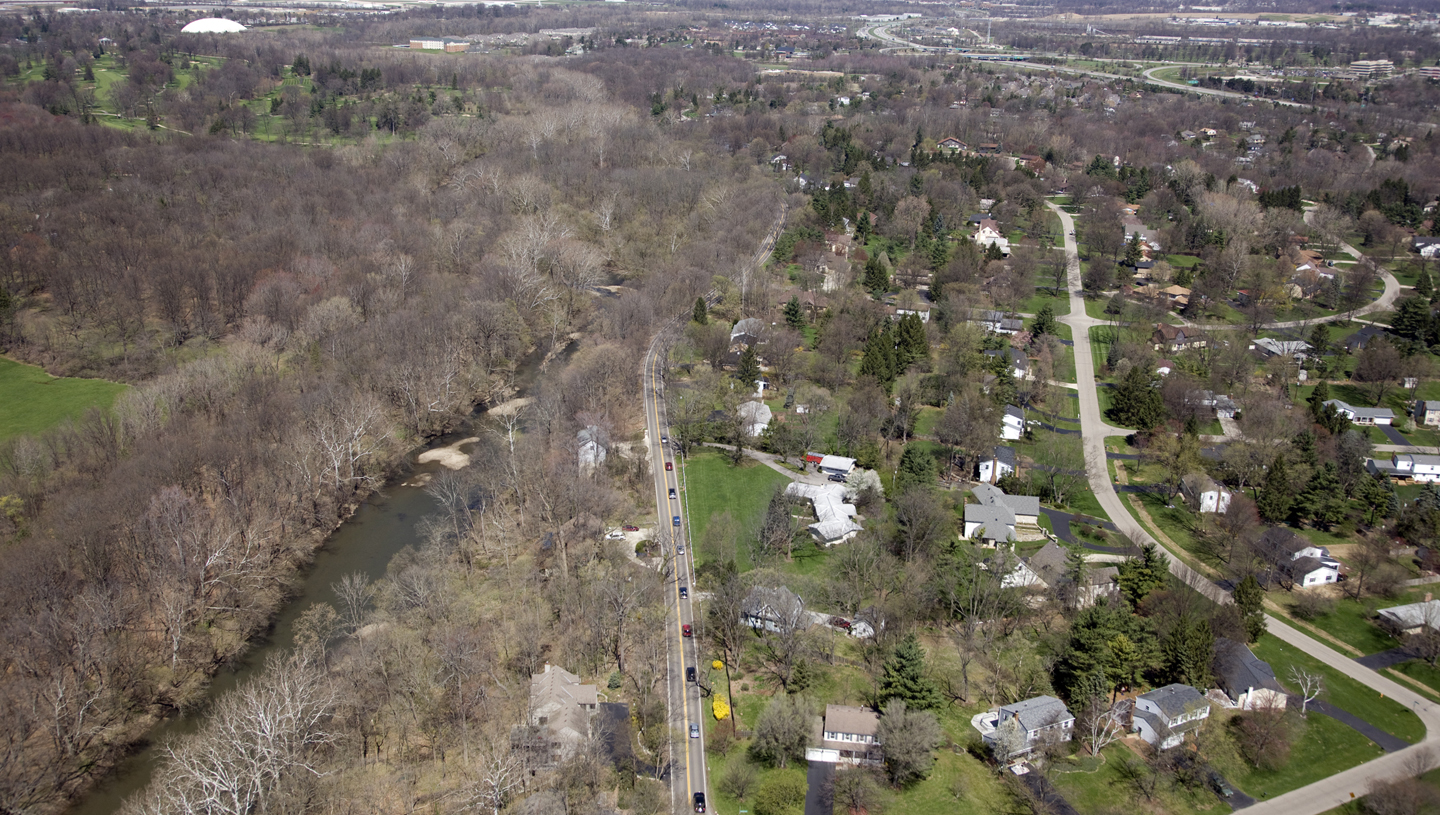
[650,348,693,808]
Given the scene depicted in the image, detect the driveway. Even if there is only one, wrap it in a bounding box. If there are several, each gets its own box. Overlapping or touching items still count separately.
[803,760,835,815]
[1038,507,1131,554]
[1306,699,1411,753]
[1355,647,1414,671]
[1378,425,1411,446]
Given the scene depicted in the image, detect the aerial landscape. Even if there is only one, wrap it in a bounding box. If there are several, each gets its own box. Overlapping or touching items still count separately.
[3,0,1440,813]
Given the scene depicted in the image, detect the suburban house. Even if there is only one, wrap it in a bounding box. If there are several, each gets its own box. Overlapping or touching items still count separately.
[1324,399,1394,426]
[974,695,1075,761]
[850,606,885,640]
[816,454,857,477]
[1001,405,1026,440]
[971,309,1025,335]
[1152,323,1207,353]
[972,223,1012,256]
[1252,338,1313,359]
[1156,359,1175,377]
[1006,540,1120,607]
[965,504,1016,546]
[937,136,967,152]
[812,705,883,766]
[1212,638,1287,711]
[1188,390,1239,420]
[1257,527,1341,588]
[1370,453,1440,482]
[1344,325,1389,352]
[739,401,772,437]
[577,426,607,473]
[769,154,792,172]
[785,481,862,545]
[1415,401,1440,427]
[1378,595,1440,636]
[527,664,599,763]
[972,483,1040,527]
[984,348,1029,379]
[1133,684,1210,749]
[741,585,806,633]
[1180,473,1232,514]
[1413,236,1440,258]
[979,445,1018,484]
[1158,285,1192,308]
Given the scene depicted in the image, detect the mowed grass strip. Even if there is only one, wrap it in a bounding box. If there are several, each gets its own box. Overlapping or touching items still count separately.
[681,448,792,571]
[0,357,128,442]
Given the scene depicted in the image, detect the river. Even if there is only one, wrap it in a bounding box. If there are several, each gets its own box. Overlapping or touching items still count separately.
[67,341,570,815]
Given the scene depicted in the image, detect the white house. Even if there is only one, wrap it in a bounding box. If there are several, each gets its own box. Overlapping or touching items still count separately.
[984,348,1029,379]
[1133,684,1210,749]
[971,482,1040,527]
[1371,453,1440,483]
[1212,638,1287,711]
[1324,399,1394,426]
[785,481,862,545]
[1289,556,1340,588]
[971,310,1024,335]
[1001,405,1025,441]
[577,426,607,473]
[812,705,883,766]
[1257,527,1341,588]
[1415,401,1440,428]
[1378,596,1440,636]
[973,695,1075,761]
[818,455,857,477]
[972,224,1012,256]
[1180,473,1232,514]
[978,445,1017,484]
[965,504,1016,546]
[739,401,772,437]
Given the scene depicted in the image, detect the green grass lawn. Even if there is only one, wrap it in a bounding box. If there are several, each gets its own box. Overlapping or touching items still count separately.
[681,449,793,571]
[0,357,128,443]
[1290,593,1408,655]
[1252,632,1425,744]
[1019,290,1073,317]
[1052,747,1216,815]
[1204,707,1386,800]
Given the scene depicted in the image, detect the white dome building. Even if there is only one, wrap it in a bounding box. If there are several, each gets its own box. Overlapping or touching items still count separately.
[181,18,247,33]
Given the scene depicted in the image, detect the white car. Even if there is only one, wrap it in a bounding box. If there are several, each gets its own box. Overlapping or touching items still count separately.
[606,531,625,539]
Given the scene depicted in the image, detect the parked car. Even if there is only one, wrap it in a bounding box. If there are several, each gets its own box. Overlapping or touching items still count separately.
[665,462,673,471]
[679,585,689,599]
[681,624,692,637]
[1209,772,1234,798]
[828,473,846,482]
[830,617,851,630]
[669,488,677,499]
[606,531,624,539]
[693,793,706,813]
[623,524,640,532]
[686,667,696,683]
[689,723,700,738]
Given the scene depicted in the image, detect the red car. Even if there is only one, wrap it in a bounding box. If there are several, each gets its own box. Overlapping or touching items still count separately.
[623,524,640,532]
[682,624,693,637]
[665,462,673,471]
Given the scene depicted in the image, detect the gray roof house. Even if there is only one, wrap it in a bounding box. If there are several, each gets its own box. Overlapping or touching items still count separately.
[1212,638,1286,711]
[964,503,1016,545]
[971,482,1040,524]
[975,695,1075,761]
[818,705,882,766]
[1378,597,1440,636]
[742,585,805,634]
[527,664,599,763]
[1324,399,1394,426]
[1415,400,1440,428]
[1133,684,1210,749]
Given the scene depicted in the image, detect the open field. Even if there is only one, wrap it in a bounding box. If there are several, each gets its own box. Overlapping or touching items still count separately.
[0,357,128,443]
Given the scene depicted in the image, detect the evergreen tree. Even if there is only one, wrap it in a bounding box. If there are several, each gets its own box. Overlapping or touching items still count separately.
[693,297,708,325]
[858,325,896,386]
[855,211,871,244]
[1117,544,1167,607]
[895,444,936,494]
[1164,615,1214,688]
[1124,233,1143,266]
[1297,461,1346,529]
[984,241,1005,262]
[1392,295,1432,341]
[736,343,761,388]
[896,313,928,367]
[1310,323,1332,357]
[1030,303,1057,338]
[1307,379,1331,421]
[783,296,805,329]
[929,238,950,270]
[1257,455,1294,523]
[1417,267,1434,301]
[1234,575,1267,643]
[1110,364,1166,430]
[878,633,941,711]
[863,255,890,298]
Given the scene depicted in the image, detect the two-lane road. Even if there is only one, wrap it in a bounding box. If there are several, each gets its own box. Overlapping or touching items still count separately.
[643,332,708,815]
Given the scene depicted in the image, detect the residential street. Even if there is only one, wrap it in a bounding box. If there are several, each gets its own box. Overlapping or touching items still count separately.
[1047,199,1440,813]
[1047,202,1230,605]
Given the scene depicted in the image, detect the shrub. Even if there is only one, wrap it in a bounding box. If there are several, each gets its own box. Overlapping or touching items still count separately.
[753,769,807,815]
[1291,591,1336,621]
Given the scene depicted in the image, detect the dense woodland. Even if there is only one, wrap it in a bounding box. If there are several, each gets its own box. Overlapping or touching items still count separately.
[4,5,1440,815]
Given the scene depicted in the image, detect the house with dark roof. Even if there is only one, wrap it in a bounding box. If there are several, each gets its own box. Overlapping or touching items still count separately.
[1180,473,1231,514]
[984,348,1029,379]
[979,445,1017,484]
[1212,638,1286,710]
[937,136,966,152]
[1343,325,1389,352]
[973,695,1075,761]
[1257,528,1340,588]
[1152,323,1206,352]
[1133,684,1210,749]
[1001,405,1026,440]
[1003,541,1119,608]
